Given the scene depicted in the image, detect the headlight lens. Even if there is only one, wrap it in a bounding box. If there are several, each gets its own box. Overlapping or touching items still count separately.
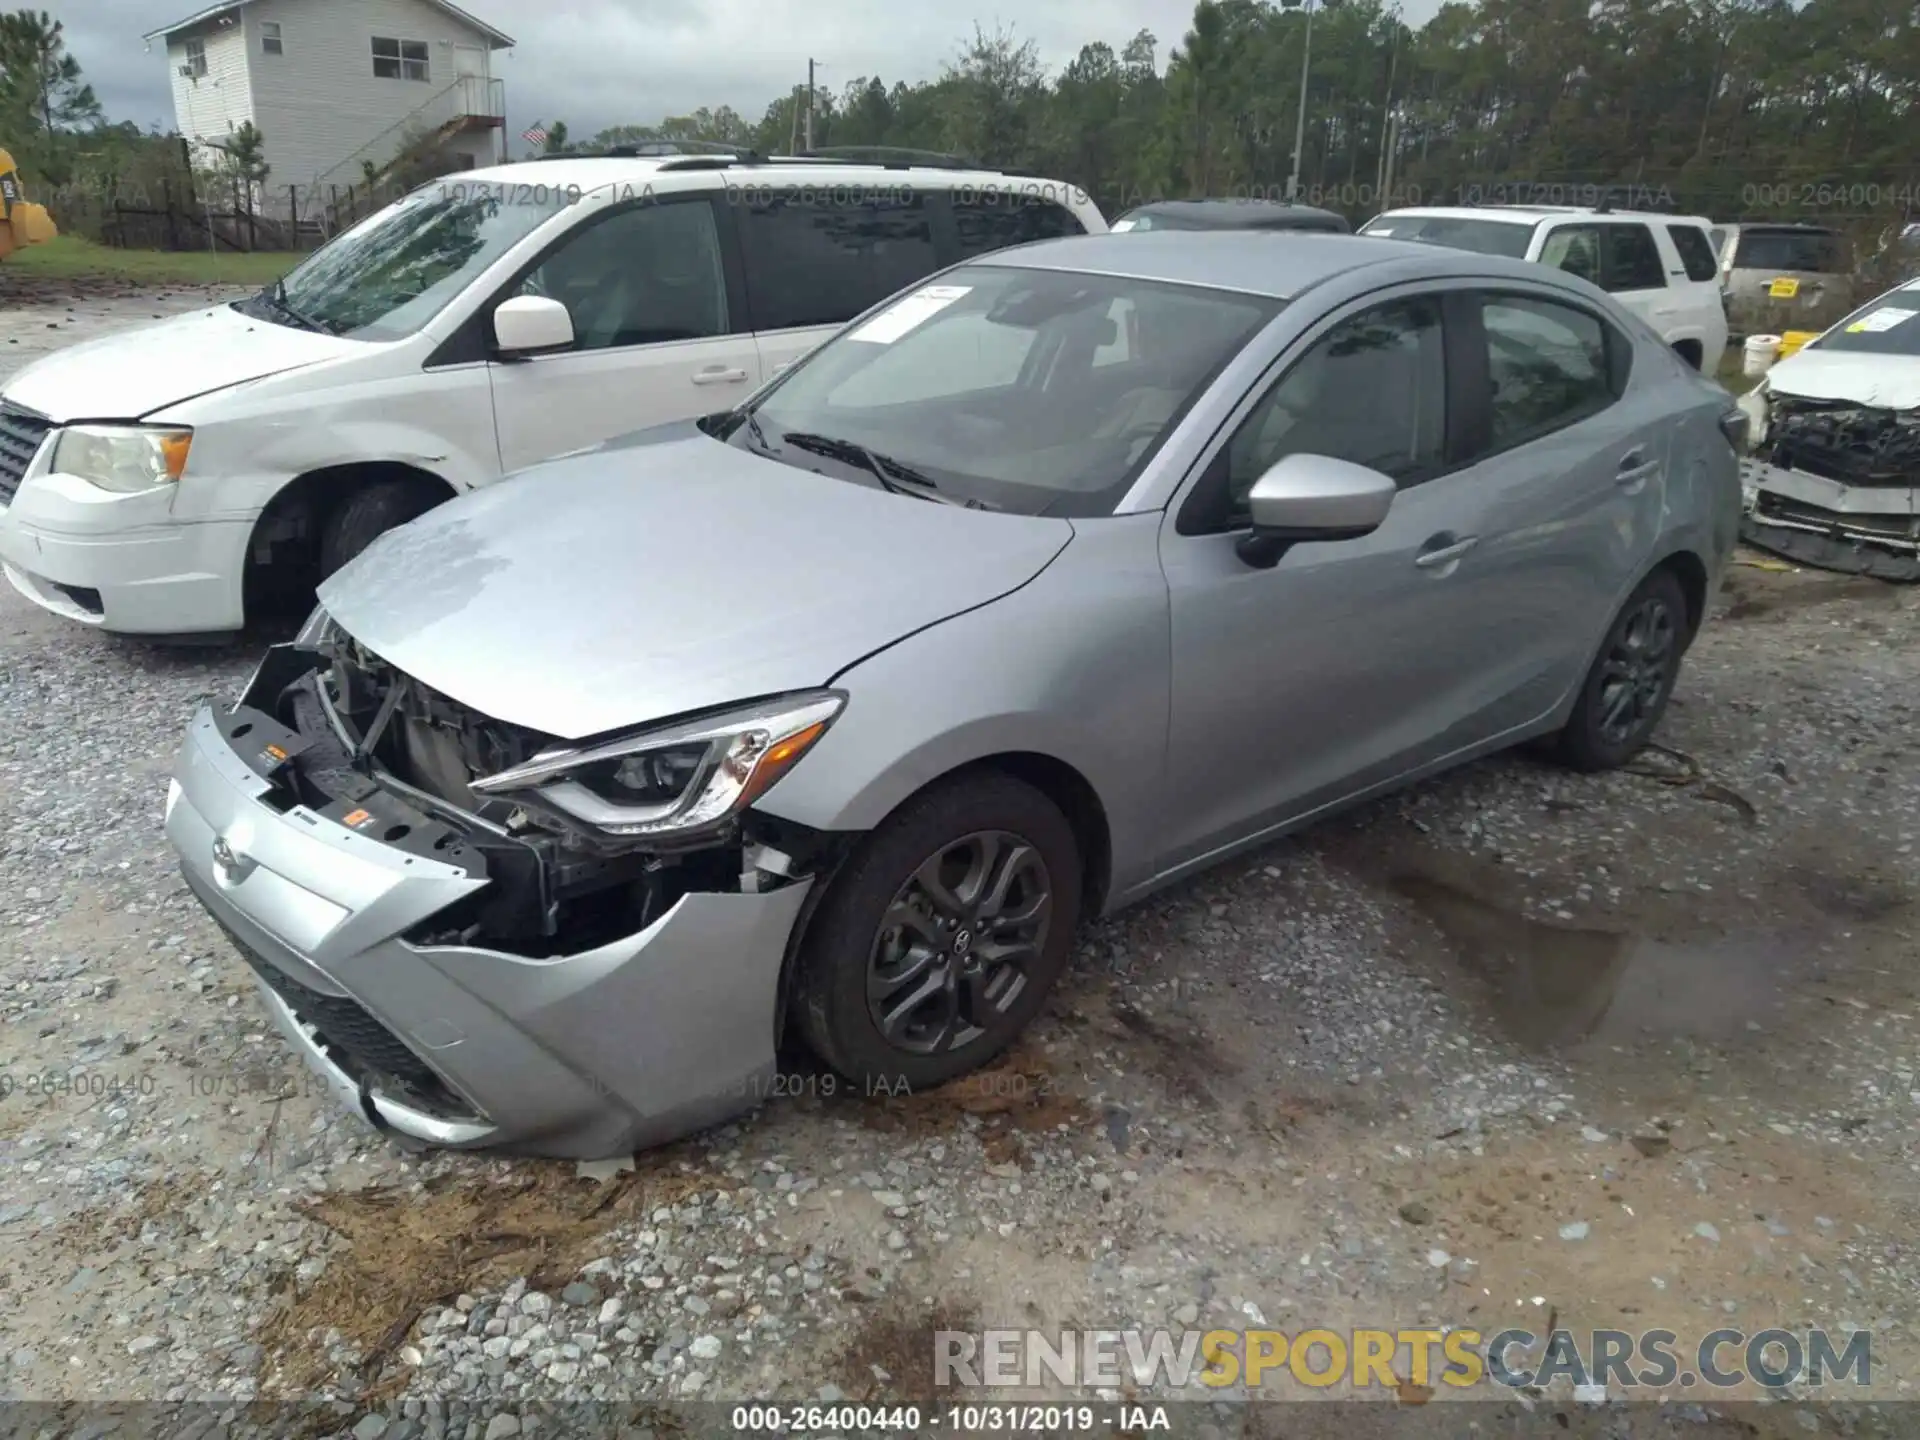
[50,425,192,493]
[471,691,844,840]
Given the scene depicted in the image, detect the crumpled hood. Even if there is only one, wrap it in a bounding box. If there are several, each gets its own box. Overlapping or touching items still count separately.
[319,425,1075,739]
[1,302,357,421]
[1767,348,1920,411]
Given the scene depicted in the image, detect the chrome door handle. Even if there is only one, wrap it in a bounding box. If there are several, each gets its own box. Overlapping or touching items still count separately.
[692,367,749,385]
[1616,450,1660,486]
[771,360,796,376]
[1414,535,1479,569]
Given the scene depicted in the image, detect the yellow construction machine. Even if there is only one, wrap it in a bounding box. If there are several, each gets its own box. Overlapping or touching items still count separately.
[0,148,57,260]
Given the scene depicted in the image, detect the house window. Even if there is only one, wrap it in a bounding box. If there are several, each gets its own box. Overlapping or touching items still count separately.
[183,38,207,77]
[372,37,430,81]
[260,21,283,54]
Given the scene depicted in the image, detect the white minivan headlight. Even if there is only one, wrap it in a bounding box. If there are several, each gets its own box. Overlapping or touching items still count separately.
[50,425,193,493]
[471,692,845,840]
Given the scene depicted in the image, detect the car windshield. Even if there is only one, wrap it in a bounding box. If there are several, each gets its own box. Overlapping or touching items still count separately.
[1809,287,1920,356]
[720,265,1280,517]
[1733,229,1846,272]
[1360,214,1536,258]
[244,184,576,340]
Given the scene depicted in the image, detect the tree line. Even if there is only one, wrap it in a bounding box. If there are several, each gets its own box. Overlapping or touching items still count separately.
[555,0,1915,232]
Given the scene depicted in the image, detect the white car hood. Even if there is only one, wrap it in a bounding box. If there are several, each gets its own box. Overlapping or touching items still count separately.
[1,301,359,422]
[1766,348,1920,410]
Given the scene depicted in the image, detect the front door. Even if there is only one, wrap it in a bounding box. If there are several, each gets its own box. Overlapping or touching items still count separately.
[487,195,761,473]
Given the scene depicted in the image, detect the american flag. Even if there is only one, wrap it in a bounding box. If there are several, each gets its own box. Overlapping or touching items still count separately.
[521,122,549,145]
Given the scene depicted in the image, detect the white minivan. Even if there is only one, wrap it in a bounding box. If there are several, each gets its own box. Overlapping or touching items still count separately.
[0,153,1105,635]
[1359,205,1729,375]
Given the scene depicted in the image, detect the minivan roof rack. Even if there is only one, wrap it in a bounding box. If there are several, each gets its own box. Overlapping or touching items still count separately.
[790,145,979,169]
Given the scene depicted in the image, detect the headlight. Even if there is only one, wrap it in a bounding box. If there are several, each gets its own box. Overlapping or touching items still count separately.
[471,691,844,841]
[293,605,336,648]
[50,425,192,493]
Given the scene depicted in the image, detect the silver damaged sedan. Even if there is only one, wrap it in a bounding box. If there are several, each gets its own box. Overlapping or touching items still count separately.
[166,232,1746,1157]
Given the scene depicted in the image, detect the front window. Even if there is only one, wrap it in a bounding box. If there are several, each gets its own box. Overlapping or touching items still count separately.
[260,21,283,54]
[246,185,574,340]
[372,36,429,81]
[1733,228,1846,272]
[722,265,1280,517]
[1809,286,1920,357]
[1360,214,1536,259]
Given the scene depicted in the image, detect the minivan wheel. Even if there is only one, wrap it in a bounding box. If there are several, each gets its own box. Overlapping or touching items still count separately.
[795,772,1082,1092]
[318,480,446,578]
[1553,567,1688,772]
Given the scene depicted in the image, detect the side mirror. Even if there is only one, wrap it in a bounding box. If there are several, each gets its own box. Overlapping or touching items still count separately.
[493,295,574,357]
[1235,452,1396,569]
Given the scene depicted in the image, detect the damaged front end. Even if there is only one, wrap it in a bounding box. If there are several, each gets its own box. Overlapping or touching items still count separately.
[235,617,845,956]
[1741,392,1920,581]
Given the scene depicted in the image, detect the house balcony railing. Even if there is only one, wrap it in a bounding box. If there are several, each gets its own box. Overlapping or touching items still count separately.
[305,74,506,194]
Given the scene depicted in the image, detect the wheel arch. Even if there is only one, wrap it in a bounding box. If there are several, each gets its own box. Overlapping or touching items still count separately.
[242,461,457,616]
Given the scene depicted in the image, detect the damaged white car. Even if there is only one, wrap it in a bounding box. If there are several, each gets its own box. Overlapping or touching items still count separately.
[1739,277,1920,581]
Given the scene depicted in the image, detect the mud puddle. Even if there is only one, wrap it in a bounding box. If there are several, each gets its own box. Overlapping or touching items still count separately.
[1391,872,1811,1049]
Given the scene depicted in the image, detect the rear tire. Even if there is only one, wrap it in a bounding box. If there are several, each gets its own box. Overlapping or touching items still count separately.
[795,772,1082,1092]
[319,480,445,578]
[1553,567,1689,772]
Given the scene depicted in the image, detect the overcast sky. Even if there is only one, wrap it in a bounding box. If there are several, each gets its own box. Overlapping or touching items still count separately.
[79,0,1441,141]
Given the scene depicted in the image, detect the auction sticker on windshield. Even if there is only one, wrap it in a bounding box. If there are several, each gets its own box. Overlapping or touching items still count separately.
[848,285,972,344]
[1845,306,1916,333]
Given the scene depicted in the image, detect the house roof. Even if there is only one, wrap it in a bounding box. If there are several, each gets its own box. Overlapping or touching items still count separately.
[144,0,514,47]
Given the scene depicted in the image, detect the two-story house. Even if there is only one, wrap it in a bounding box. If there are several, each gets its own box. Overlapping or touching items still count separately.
[145,0,514,209]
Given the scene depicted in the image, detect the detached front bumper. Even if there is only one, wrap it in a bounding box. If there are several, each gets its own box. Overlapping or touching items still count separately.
[165,702,812,1158]
[1740,459,1920,582]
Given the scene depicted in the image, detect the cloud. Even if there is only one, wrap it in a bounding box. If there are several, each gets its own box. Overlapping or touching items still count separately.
[77,0,1440,141]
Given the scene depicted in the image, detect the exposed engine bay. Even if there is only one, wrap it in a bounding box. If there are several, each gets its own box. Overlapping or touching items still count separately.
[1741,394,1920,582]
[231,633,837,957]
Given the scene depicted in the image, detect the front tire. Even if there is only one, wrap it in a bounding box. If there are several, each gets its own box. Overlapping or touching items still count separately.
[795,772,1082,1091]
[1554,567,1689,772]
[319,480,445,578]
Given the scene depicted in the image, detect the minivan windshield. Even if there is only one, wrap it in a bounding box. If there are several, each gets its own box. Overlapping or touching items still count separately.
[1732,228,1846,273]
[1360,214,1536,258]
[1809,285,1920,357]
[720,265,1280,517]
[242,183,576,340]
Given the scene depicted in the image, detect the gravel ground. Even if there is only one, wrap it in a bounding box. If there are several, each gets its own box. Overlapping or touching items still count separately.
[2,290,1917,1435]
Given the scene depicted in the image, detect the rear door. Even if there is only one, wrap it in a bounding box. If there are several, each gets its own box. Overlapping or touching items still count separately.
[1599,222,1677,334]
[733,187,944,382]
[486,194,761,472]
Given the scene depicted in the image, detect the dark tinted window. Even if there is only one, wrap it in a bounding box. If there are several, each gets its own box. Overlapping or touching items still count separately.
[516,199,728,350]
[1538,225,1602,285]
[1192,297,1446,532]
[1602,224,1665,290]
[1733,228,1846,272]
[1667,225,1719,282]
[737,191,940,331]
[1481,295,1616,452]
[952,193,1085,256]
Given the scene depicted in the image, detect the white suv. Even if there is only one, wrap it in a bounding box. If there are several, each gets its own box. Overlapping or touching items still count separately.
[0,151,1105,635]
[1360,205,1728,374]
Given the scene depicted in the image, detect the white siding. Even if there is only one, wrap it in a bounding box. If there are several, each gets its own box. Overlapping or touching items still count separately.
[166,21,254,169]
[241,0,503,195]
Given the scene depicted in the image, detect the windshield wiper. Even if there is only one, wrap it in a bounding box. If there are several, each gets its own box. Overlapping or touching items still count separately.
[252,278,332,335]
[779,431,995,509]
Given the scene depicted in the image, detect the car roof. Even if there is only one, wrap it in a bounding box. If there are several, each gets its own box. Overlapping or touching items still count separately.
[451,155,1078,195]
[982,230,1566,300]
[1118,199,1348,230]
[1371,205,1714,227]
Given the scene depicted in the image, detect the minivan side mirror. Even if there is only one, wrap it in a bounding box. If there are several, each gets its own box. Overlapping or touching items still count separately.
[1235,452,1396,569]
[493,296,574,357]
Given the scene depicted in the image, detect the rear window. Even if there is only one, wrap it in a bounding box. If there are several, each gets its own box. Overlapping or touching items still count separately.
[1666,225,1719,282]
[1360,215,1536,259]
[1810,287,1920,356]
[952,193,1085,256]
[1733,229,1846,272]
